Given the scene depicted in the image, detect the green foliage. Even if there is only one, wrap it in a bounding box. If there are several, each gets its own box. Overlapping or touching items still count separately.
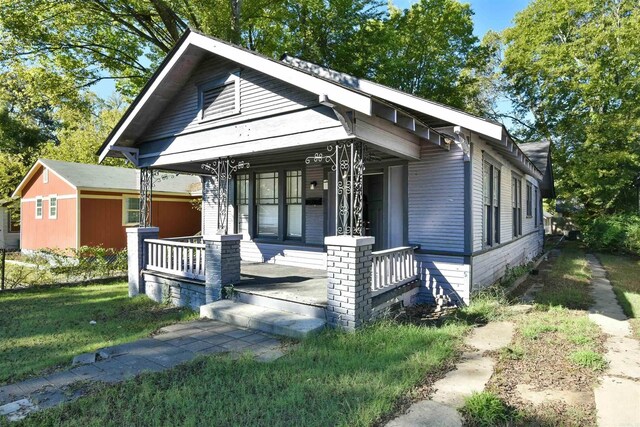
[569,349,607,371]
[45,246,128,282]
[502,0,640,216]
[455,290,508,325]
[581,214,640,255]
[460,391,519,427]
[499,345,524,360]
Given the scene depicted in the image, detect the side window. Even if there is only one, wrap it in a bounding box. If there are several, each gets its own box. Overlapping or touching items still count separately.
[512,176,522,237]
[49,195,58,219]
[123,196,140,225]
[35,197,43,219]
[8,209,20,232]
[483,159,501,247]
[236,174,249,235]
[526,182,533,217]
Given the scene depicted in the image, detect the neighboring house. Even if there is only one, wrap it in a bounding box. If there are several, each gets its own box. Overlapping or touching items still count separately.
[0,200,20,250]
[12,159,201,252]
[98,30,554,330]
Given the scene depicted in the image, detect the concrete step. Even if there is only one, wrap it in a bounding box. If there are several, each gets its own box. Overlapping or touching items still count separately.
[234,290,326,319]
[200,300,326,339]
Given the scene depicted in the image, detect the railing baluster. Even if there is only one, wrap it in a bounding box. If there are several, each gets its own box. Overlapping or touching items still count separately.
[370,246,418,293]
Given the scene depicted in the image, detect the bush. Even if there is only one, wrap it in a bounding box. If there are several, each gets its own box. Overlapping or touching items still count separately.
[581,214,640,255]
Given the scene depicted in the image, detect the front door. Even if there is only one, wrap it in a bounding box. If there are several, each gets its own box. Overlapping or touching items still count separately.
[364,173,384,251]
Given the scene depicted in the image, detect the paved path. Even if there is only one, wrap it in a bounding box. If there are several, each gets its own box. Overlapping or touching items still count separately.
[386,321,515,427]
[586,255,640,427]
[0,319,283,421]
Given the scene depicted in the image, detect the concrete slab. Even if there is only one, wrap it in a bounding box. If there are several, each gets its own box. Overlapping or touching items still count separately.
[431,353,496,408]
[516,384,591,406]
[594,376,640,427]
[604,336,640,379]
[385,400,462,427]
[465,322,515,352]
[0,398,37,422]
[72,352,97,366]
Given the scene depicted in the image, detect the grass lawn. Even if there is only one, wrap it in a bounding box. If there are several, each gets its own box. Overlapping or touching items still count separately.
[597,253,640,338]
[535,241,593,309]
[0,281,197,385]
[15,321,467,427]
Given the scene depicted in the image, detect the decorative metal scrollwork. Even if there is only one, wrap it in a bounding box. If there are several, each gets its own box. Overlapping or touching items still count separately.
[306,141,367,236]
[139,168,153,227]
[201,158,250,234]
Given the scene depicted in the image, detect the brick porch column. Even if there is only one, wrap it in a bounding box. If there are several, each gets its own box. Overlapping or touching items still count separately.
[126,227,159,297]
[204,234,242,303]
[325,235,375,331]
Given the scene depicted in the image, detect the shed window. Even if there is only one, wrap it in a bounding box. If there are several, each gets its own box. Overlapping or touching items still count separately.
[483,160,500,247]
[8,209,19,233]
[512,176,522,237]
[286,170,303,239]
[35,197,43,219]
[526,182,533,217]
[49,195,58,219]
[200,73,240,121]
[123,197,140,225]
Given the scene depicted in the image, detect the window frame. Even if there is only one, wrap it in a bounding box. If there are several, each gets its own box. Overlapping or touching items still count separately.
[512,174,523,238]
[483,156,501,248]
[122,195,141,226]
[48,194,58,219]
[526,182,533,218]
[8,209,20,233]
[534,186,539,227]
[35,197,43,219]
[198,71,241,123]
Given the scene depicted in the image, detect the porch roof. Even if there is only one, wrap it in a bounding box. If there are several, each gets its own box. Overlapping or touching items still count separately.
[98,28,543,180]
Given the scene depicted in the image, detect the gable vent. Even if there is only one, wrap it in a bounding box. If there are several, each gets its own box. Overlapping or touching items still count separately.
[200,72,240,121]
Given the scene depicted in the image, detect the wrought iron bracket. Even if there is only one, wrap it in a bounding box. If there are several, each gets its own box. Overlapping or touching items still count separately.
[139,168,153,227]
[201,158,250,234]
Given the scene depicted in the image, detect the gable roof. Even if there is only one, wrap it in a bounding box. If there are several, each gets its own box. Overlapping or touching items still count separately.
[519,141,555,198]
[12,159,201,198]
[98,28,543,180]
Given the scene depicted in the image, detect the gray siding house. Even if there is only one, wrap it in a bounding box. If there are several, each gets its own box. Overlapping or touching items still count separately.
[99,30,553,332]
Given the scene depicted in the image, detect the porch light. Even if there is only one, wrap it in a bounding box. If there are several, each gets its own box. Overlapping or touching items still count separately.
[310,181,317,190]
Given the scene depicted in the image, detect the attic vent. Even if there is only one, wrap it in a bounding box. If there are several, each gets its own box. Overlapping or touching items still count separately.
[199,72,240,121]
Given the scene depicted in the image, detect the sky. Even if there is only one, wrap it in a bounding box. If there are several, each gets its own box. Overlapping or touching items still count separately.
[93,0,531,100]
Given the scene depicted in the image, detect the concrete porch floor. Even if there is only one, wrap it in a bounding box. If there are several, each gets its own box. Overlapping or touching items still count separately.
[237,262,327,306]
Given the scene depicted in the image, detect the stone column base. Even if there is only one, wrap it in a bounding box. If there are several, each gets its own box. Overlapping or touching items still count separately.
[126,227,159,297]
[204,234,242,303]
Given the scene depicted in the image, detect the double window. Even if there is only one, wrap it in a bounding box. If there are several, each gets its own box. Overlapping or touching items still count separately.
[238,169,303,240]
[512,176,522,237]
[49,195,57,219]
[483,160,500,247]
[35,197,43,219]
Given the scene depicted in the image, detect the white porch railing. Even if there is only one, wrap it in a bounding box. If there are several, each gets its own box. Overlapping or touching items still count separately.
[163,235,203,244]
[371,246,418,293]
[145,238,206,281]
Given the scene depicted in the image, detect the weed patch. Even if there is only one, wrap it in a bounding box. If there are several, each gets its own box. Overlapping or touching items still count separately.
[569,350,607,371]
[460,391,520,426]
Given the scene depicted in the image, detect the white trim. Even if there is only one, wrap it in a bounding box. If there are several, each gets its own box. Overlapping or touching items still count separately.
[21,194,76,203]
[12,160,78,198]
[35,197,43,219]
[48,194,58,219]
[76,190,80,250]
[76,187,192,197]
[43,168,49,184]
[98,31,372,162]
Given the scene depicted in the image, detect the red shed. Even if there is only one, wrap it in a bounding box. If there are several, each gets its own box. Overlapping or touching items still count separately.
[13,159,201,251]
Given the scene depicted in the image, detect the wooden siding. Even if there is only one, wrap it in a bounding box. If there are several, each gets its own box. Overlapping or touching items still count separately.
[21,197,76,251]
[201,176,219,235]
[240,241,326,270]
[305,165,324,245]
[21,167,75,199]
[407,143,465,252]
[140,55,318,142]
[472,230,544,289]
[80,194,200,249]
[0,207,19,249]
[415,254,471,304]
[470,137,543,252]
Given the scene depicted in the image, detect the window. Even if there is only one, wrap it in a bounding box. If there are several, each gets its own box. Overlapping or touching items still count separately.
[286,170,303,239]
[534,187,539,227]
[236,174,249,235]
[49,195,57,219]
[8,209,19,233]
[43,168,49,184]
[123,197,140,225]
[483,160,500,247]
[526,182,533,217]
[199,73,240,121]
[256,172,279,237]
[35,197,43,219]
[512,176,522,237]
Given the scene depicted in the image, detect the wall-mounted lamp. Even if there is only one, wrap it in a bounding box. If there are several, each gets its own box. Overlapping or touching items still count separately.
[310,181,318,190]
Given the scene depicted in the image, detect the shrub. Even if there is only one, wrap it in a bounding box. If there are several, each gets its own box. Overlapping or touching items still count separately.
[460,391,519,426]
[580,214,640,255]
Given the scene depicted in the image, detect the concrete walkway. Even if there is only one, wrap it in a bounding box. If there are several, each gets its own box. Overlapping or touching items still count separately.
[386,321,515,427]
[0,319,283,422]
[586,255,640,427]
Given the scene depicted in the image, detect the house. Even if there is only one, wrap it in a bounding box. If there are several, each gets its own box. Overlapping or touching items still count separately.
[12,159,201,252]
[0,200,20,250]
[98,29,553,332]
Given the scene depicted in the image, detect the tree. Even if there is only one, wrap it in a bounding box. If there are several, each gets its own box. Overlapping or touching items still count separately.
[501,0,640,215]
